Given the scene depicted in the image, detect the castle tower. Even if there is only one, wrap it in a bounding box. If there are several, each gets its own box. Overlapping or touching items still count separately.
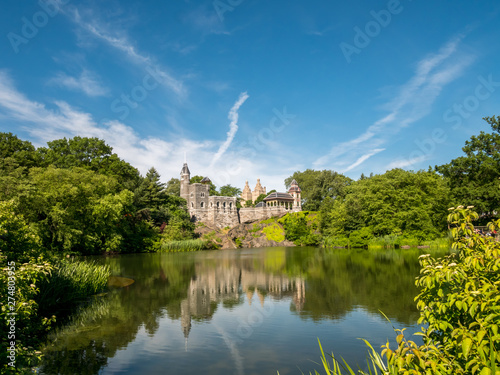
[288,179,302,209]
[241,181,252,203]
[180,163,191,202]
[252,179,266,202]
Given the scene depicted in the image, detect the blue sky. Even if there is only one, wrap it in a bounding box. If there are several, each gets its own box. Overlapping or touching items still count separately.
[1,0,500,191]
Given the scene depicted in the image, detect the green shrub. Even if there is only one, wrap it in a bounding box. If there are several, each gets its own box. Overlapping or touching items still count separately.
[0,258,54,373]
[322,236,349,248]
[348,227,373,248]
[262,223,285,242]
[235,237,244,248]
[381,207,500,374]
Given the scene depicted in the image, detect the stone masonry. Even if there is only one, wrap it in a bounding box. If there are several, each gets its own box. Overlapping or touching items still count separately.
[180,163,301,228]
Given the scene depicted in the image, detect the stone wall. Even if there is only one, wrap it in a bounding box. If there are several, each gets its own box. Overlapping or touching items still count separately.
[190,205,300,228]
[190,207,239,228]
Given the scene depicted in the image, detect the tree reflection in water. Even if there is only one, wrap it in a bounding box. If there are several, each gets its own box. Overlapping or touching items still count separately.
[39,247,449,374]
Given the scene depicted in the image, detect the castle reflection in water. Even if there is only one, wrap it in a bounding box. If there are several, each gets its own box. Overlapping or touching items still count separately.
[180,262,306,338]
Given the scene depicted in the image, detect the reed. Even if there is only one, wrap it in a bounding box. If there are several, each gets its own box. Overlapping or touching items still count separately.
[36,259,110,315]
[158,239,210,252]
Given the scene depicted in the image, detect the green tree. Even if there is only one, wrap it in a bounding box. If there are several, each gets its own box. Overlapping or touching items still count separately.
[436,115,500,220]
[19,166,133,255]
[37,136,140,189]
[254,193,267,206]
[134,168,193,239]
[285,169,352,211]
[320,169,450,240]
[0,133,39,201]
[0,132,39,170]
[219,184,242,197]
[0,200,42,263]
[165,177,180,196]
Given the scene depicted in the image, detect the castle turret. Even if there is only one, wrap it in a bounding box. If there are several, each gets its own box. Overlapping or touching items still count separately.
[288,179,302,209]
[180,163,191,202]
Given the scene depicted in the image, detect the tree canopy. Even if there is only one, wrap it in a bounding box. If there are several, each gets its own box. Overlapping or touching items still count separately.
[37,136,140,189]
[319,169,450,241]
[219,184,242,197]
[285,169,352,211]
[436,116,500,219]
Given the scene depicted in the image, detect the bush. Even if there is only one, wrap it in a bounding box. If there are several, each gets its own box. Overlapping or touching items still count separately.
[0,258,54,373]
[348,227,373,248]
[322,236,349,248]
[262,222,286,242]
[381,206,500,374]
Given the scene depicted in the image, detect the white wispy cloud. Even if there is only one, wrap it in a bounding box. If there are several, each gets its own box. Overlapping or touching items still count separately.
[313,35,473,173]
[385,155,429,170]
[64,6,185,98]
[0,73,290,191]
[210,92,249,167]
[342,148,385,173]
[48,70,109,97]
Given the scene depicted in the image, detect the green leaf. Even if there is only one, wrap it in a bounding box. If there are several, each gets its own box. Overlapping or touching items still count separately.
[462,337,473,358]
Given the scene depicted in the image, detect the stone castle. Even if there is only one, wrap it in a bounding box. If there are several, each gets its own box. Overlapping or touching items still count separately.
[180,163,302,228]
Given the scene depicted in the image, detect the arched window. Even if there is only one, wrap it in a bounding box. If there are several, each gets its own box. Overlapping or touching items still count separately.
[210,202,213,208]
[217,202,220,208]
[201,202,204,208]
[201,192,205,198]
[229,202,232,208]
[191,202,194,208]
[223,202,226,208]
[190,193,194,198]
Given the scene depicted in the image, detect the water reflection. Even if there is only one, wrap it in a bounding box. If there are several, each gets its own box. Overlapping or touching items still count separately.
[39,247,448,375]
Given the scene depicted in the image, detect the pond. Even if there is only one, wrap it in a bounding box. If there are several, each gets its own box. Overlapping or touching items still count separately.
[39,246,448,375]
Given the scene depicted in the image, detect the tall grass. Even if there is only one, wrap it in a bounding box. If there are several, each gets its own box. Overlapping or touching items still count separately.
[158,239,211,252]
[278,339,390,375]
[36,259,110,315]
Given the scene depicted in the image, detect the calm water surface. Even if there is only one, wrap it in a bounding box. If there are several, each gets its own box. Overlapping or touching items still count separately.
[39,246,448,375]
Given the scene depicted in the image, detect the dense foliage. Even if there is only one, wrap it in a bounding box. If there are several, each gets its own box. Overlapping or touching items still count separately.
[380,207,500,374]
[0,134,194,372]
[437,116,500,221]
[285,169,352,211]
[319,169,451,247]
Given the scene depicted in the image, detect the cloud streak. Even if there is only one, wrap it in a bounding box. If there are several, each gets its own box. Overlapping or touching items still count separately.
[64,6,185,98]
[0,73,290,191]
[48,70,109,97]
[314,35,473,173]
[210,92,249,167]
